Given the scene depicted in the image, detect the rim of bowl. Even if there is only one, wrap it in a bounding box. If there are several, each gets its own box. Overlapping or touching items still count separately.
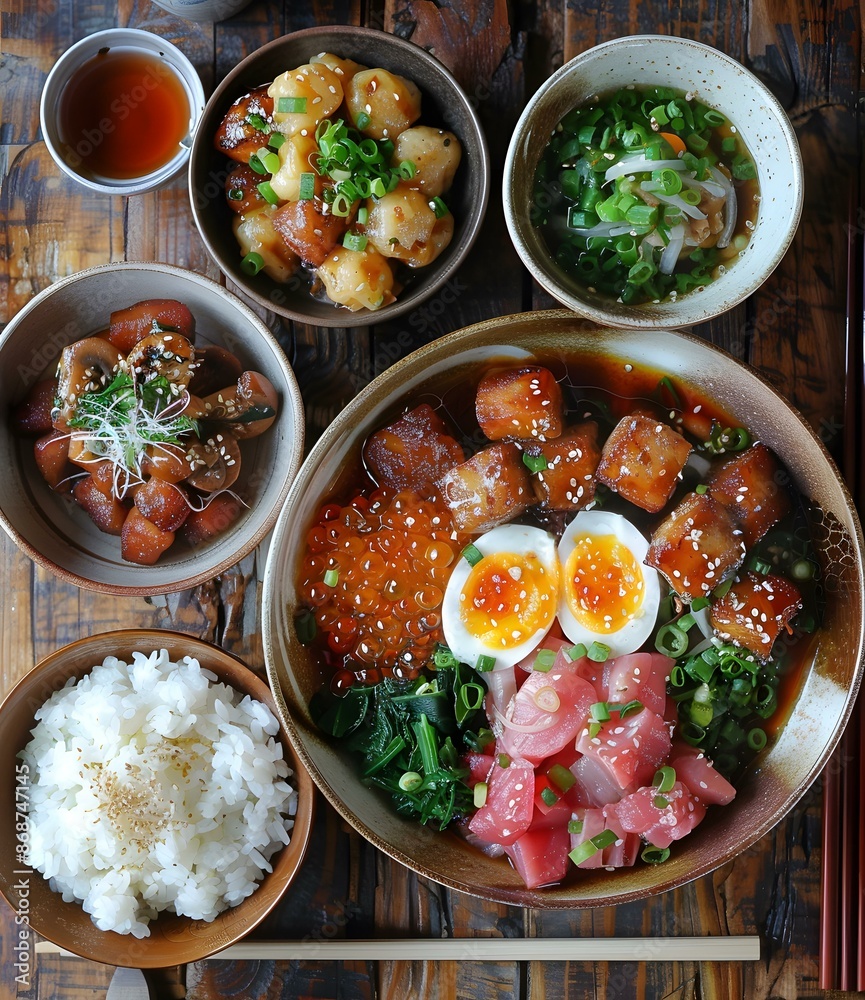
[503,34,805,330]
[0,261,305,596]
[262,308,864,907]
[39,28,206,197]
[189,24,490,328]
[0,628,315,966]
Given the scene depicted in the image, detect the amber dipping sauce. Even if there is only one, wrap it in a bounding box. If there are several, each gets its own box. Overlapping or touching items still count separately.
[58,48,190,180]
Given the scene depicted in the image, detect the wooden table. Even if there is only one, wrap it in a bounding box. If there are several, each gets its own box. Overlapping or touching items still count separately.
[1,1,862,997]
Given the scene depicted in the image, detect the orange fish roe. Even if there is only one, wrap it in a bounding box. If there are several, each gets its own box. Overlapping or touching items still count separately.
[297,487,465,688]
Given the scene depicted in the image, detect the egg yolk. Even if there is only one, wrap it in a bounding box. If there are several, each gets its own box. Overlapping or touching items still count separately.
[459,551,558,649]
[563,532,644,634]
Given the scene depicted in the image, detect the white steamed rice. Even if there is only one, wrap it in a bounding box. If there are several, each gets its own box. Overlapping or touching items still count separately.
[21,649,296,938]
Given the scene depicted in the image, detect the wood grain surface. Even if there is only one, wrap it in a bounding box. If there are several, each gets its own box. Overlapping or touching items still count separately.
[1,0,863,998]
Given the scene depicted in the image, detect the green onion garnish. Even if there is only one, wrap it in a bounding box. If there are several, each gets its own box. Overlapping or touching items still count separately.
[256,180,280,205]
[343,231,368,252]
[245,112,271,133]
[653,766,676,793]
[653,795,670,810]
[430,196,449,219]
[522,452,548,473]
[587,641,610,663]
[355,111,371,130]
[533,648,556,673]
[461,543,483,567]
[618,699,643,719]
[473,781,488,808]
[248,154,267,175]
[398,160,417,180]
[240,251,265,275]
[641,845,671,864]
[567,819,583,835]
[278,96,308,114]
[691,596,710,611]
[590,701,611,722]
[548,764,576,793]
[357,206,369,225]
[748,727,768,750]
[565,643,588,662]
[655,623,689,657]
[228,187,244,201]
[267,132,286,150]
[540,786,558,807]
[399,771,423,792]
[475,654,496,673]
[498,753,510,768]
[298,172,316,200]
[323,568,339,587]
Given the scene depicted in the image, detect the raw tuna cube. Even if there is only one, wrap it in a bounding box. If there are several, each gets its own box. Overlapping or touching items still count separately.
[363,404,465,498]
[709,571,802,658]
[605,652,670,718]
[646,492,746,602]
[468,756,535,846]
[522,422,601,510]
[439,441,532,533]
[670,750,736,806]
[596,414,692,513]
[272,198,348,268]
[476,366,563,442]
[568,807,609,869]
[494,658,596,765]
[463,752,496,788]
[708,443,792,546]
[576,707,671,791]
[608,781,707,850]
[505,819,571,888]
[599,809,641,868]
[570,755,624,808]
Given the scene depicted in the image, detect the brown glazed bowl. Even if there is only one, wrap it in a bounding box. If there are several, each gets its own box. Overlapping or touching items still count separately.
[0,262,304,595]
[263,309,864,907]
[189,25,489,328]
[0,629,314,967]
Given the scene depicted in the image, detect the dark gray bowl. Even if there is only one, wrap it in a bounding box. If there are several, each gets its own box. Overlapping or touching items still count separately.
[189,26,489,328]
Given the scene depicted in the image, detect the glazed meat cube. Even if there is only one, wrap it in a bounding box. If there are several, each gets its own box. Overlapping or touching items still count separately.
[439,441,533,533]
[12,378,56,436]
[73,476,128,536]
[710,571,802,658]
[475,366,563,442]
[708,443,792,546]
[181,494,244,547]
[121,507,175,565]
[596,414,692,513]
[272,198,349,268]
[34,431,75,492]
[646,492,746,602]
[363,404,465,498]
[108,299,195,354]
[522,421,601,510]
[213,86,275,164]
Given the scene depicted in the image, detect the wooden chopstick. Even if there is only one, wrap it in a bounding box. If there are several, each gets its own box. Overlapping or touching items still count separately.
[36,936,761,963]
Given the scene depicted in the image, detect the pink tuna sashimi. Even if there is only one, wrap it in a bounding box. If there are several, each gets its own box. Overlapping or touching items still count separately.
[570,754,625,808]
[468,755,535,846]
[505,820,571,888]
[567,807,639,869]
[605,652,671,718]
[608,780,707,850]
[463,752,496,788]
[493,655,596,765]
[485,664,518,716]
[576,707,671,791]
[670,749,736,806]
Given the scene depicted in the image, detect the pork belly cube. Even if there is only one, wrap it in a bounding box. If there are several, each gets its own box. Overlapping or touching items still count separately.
[646,492,746,602]
[523,421,601,510]
[708,443,792,546]
[272,198,348,268]
[710,571,802,658]
[475,366,563,442]
[363,404,465,498]
[596,414,692,513]
[439,441,532,533]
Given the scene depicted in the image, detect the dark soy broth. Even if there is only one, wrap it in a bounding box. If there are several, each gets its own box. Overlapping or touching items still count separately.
[59,48,190,180]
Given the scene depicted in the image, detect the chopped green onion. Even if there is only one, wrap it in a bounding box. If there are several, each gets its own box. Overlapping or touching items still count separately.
[656,375,682,409]
[540,786,559,807]
[258,149,280,174]
[591,701,611,722]
[227,187,244,201]
[653,795,669,810]
[691,597,710,612]
[295,609,317,644]
[689,700,714,728]
[473,781,488,808]
[430,196,449,219]
[278,96,307,114]
[331,192,353,217]
[357,206,369,225]
[498,753,510,768]
[240,251,265,275]
[323,568,339,587]
[618,699,643,719]
[747,727,767,751]
[655,623,689,657]
[533,648,556,673]
[475,654,496,673]
[355,111,371,130]
[248,154,267,175]
[591,829,617,850]
[268,132,286,150]
[256,180,280,205]
[587,641,610,663]
[678,613,695,633]
[399,771,423,792]
[343,231,368,252]
[641,845,671,864]
[522,452,548,473]
[653,766,676,793]
[245,112,271,133]
[565,643,588,662]
[298,172,316,200]
[792,559,814,581]
[398,160,417,180]
[433,645,458,669]
[548,764,576,793]
[588,721,601,739]
[568,819,583,835]
[569,841,599,866]
[461,543,483,567]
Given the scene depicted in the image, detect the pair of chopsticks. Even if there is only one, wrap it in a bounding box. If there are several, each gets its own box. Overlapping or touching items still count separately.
[36,937,761,962]
[820,192,865,990]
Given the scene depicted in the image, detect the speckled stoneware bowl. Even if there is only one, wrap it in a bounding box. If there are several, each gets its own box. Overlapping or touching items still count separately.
[0,262,304,595]
[263,309,863,908]
[504,35,803,329]
[189,25,489,328]
[0,629,314,967]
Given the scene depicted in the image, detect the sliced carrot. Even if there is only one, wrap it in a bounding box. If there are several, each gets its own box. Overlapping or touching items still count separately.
[659,132,686,156]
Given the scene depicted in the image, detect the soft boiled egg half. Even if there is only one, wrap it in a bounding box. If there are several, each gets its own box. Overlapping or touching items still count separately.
[556,509,660,657]
[442,525,559,670]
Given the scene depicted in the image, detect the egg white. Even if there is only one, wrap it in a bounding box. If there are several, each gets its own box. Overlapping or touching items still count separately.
[441,524,559,671]
[556,509,660,657]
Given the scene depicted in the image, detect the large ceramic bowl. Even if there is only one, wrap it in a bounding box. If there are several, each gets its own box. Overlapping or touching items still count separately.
[0,629,314,967]
[0,262,304,595]
[189,25,489,328]
[504,35,803,329]
[263,309,863,907]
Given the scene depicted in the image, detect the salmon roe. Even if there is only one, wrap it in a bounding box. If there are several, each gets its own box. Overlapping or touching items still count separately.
[297,488,464,687]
